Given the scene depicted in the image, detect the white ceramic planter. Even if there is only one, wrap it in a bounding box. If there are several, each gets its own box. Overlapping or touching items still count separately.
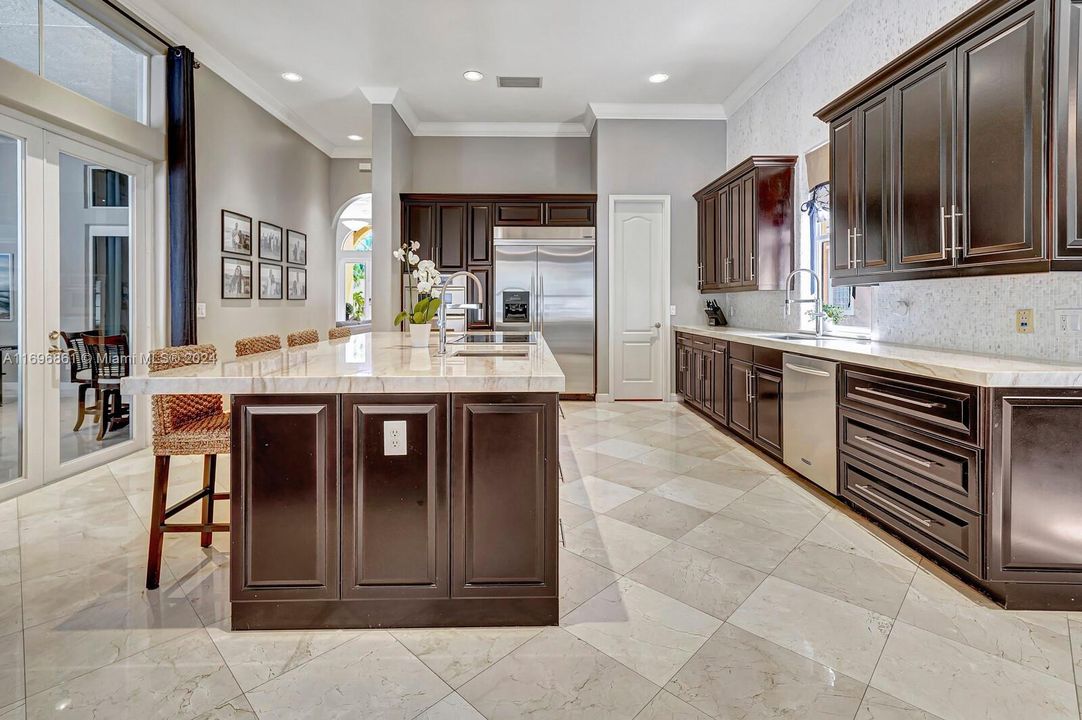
[408,323,431,348]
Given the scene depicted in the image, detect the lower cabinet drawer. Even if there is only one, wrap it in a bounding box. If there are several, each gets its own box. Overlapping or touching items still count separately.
[839,408,980,513]
[841,454,982,578]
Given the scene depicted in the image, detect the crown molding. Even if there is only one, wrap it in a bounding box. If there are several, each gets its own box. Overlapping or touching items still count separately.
[721,0,856,117]
[413,121,589,138]
[584,103,728,132]
[119,0,337,156]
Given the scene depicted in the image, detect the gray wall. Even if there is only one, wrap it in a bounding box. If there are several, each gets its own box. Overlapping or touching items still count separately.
[194,68,332,354]
[593,118,727,395]
[330,158,372,220]
[369,104,414,331]
[410,136,593,193]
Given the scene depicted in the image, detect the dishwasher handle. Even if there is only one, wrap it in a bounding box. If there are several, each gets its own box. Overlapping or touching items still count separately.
[785,362,832,378]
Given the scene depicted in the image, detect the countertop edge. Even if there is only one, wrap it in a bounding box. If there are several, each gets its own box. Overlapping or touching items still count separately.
[673,325,1082,388]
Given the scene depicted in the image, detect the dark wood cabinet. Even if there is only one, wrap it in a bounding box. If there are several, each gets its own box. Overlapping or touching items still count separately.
[341,395,448,599]
[727,358,754,440]
[988,388,1082,584]
[468,203,493,265]
[494,202,544,226]
[231,396,339,602]
[693,156,796,293]
[466,266,492,329]
[752,367,783,457]
[708,343,728,425]
[452,394,558,598]
[894,56,956,274]
[821,0,1074,284]
[403,202,435,273]
[435,203,468,272]
[544,202,594,226]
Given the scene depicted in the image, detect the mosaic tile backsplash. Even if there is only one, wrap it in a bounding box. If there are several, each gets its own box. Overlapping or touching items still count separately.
[716,0,1082,364]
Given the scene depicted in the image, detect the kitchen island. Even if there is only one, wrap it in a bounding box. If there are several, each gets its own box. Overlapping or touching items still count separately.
[123,332,564,630]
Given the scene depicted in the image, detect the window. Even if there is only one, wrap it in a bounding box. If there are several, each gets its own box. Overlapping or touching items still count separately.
[0,0,151,123]
[801,181,875,336]
[336,194,372,323]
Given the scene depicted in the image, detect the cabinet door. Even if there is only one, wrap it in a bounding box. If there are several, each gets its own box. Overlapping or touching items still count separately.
[467,203,493,265]
[956,2,1047,267]
[699,192,720,290]
[700,350,714,416]
[544,202,594,226]
[686,349,702,407]
[716,186,730,287]
[494,202,544,226]
[341,395,448,599]
[403,202,435,272]
[675,343,687,397]
[466,266,492,329]
[435,202,467,271]
[1054,0,1082,262]
[231,395,339,601]
[728,358,754,439]
[727,181,744,286]
[752,367,783,459]
[741,173,757,287]
[452,393,558,598]
[709,346,728,425]
[830,112,858,279]
[988,389,1082,583]
[857,92,894,275]
[894,56,956,272]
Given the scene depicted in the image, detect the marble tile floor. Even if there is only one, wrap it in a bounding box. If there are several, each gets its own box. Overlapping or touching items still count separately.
[0,400,1075,718]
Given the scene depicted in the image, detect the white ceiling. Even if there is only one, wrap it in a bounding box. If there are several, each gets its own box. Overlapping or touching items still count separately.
[124,0,852,157]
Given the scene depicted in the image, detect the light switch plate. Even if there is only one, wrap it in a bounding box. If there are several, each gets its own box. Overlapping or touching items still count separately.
[1055,308,1082,336]
[1016,309,1034,334]
[384,420,407,456]
[669,305,677,316]
[196,303,207,318]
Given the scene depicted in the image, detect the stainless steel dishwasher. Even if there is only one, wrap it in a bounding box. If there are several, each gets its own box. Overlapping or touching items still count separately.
[782,353,839,494]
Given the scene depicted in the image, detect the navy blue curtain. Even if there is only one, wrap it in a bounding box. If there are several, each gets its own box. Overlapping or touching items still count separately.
[166,46,198,345]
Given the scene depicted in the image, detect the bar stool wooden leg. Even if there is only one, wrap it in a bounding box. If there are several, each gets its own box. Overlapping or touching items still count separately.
[200,454,216,547]
[74,384,89,431]
[146,455,170,590]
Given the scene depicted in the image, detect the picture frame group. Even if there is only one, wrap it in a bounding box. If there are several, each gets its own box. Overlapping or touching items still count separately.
[220,209,307,300]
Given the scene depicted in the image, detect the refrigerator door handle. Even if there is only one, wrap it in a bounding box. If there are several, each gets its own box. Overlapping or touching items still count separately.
[539,274,545,337]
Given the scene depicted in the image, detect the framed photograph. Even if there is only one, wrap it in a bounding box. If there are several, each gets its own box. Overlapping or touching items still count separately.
[0,253,12,321]
[222,210,252,255]
[287,229,307,265]
[258,222,283,261]
[287,266,307,300]
[259,263,283,299]
[222,257,252,299]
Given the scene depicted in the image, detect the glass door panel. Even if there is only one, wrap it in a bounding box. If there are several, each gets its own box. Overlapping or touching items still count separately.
[0,133,25,485]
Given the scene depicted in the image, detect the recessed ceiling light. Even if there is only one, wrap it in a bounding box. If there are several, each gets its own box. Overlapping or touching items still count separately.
[347,134,364,141]
[648,73,670,84]
[280,72,303,83]
[463,70,484,82]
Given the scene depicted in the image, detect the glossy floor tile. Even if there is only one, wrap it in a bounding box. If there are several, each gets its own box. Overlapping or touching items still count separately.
[0,401,1071,720]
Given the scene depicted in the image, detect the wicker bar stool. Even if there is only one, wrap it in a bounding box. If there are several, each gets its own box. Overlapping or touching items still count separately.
[235,334,281,357]
[145,343,230,590]
[287,328,320,347]
[328,326,351,340]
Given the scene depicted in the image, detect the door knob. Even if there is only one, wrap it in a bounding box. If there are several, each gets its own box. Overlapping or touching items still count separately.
[654,322,661,329]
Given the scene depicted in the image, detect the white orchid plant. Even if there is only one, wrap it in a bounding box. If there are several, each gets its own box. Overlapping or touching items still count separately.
[393,241,443,326]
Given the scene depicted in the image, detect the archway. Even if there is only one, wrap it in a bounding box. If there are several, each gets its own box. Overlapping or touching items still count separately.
[334,193,372,324]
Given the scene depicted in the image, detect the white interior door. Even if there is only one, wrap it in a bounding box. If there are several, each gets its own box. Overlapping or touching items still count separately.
[610,196,669,401]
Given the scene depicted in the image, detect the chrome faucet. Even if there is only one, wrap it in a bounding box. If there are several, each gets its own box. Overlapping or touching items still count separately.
[435,270,485,355]
[784,269,828,338]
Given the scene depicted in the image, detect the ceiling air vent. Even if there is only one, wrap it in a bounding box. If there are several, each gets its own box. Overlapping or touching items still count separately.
[497,76,543,89]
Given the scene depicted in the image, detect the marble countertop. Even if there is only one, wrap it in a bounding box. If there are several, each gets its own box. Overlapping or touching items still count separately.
[121,332,566,395]
[674,324,1082,387]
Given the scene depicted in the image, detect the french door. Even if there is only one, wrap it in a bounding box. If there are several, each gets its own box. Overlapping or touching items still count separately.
[0,110,152,500]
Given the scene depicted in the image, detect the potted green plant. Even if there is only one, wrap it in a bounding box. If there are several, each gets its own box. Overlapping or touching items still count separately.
[808,304,845,328]
[393,242,443,348]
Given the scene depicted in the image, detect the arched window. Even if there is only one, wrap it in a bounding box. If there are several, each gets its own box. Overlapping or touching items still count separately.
[335,194,372,323]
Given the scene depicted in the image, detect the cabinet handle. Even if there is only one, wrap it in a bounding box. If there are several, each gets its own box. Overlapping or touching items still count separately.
[939,206,949,260]
[749,373,756,401]
[950,205,963,260]
[785,362,831,377]
[852,484,934,528]
[697,263,703,286]
[855,386,946,409]
[749,254,756,280]
[853,435,934,468]
[853,229,862,268]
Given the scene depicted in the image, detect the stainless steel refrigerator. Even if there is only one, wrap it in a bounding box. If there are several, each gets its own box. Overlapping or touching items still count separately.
[494,226,595,397]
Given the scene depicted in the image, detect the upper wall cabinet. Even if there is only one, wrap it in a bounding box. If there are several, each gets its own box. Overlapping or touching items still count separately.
[817,0,1074,285]
[693,156,797,293]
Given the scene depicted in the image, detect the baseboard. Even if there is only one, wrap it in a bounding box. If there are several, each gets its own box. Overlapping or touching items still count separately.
[668,393,679,402]
[595,393,614,403]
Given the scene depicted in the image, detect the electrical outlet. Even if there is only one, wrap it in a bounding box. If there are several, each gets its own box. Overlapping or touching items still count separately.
[1016,309,1034,334]
[384,420,407,456]
[1055,308,1082,336]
